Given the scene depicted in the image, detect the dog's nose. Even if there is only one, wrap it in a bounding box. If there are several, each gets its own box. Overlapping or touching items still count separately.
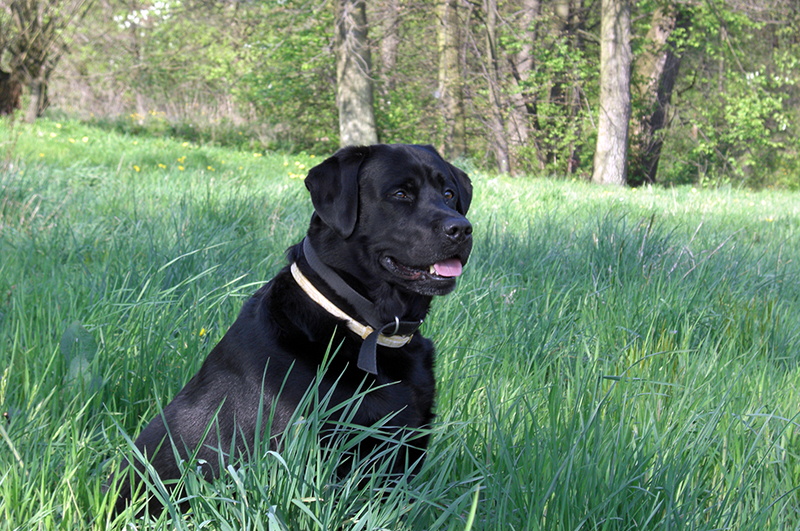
[443,217,473,243]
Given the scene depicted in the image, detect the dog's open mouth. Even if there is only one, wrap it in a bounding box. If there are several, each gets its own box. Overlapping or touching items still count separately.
[381,256,464,281]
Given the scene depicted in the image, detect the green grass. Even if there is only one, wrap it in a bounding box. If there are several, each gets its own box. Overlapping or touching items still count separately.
[2,118,800,529]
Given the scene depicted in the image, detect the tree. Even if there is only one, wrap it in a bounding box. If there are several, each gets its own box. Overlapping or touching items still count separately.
[378,0,400,95]
[335,0,378,147]
[437,0,466,159]
[592,0,632,185]
[664,0,797,186]
[243,2,338,151]
[482,0,509,173]
[26,0,800,186]
[0,0,90,122]
[504,0,593,176]
[0,70,22,114]
[629,2,688,185]
[0,9,20,115]
[506,0,544,173]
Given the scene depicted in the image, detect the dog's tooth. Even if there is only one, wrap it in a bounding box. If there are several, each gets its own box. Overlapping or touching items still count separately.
[429,265,436,275]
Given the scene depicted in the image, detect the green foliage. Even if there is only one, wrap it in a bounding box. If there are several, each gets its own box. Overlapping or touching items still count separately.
[371,4,445,147]
[32,0,800,186]
[240,2,338,153]
[53,0,271,148]
[659,0,800,188]
[2,121,800,528]
[510,23,597,175]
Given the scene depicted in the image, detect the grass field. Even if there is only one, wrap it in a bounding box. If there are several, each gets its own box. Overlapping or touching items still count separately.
[2,118,800,530]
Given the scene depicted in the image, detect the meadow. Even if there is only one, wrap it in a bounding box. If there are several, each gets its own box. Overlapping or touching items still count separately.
[1,118,800,530]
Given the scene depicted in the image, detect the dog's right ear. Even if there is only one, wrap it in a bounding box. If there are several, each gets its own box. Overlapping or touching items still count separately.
[304,146,368,239]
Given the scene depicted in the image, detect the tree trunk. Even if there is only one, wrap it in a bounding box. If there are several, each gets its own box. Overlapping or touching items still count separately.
[6,0,88,123]
[379,0,400,94]
[437,0,466,159]
[335,0,379,147]
[566,0,585,174]
[25,74,49,123]
[592,0,631,186]
[547,0,570,110]
[507,0,545,173]
[0,70,23,115]
[629,4,687,185]
[484,0,509,174]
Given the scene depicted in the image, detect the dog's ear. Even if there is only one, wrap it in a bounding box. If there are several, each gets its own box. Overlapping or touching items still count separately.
[304,146,368,239]
[448,163,472,215]
[416,144,472,215]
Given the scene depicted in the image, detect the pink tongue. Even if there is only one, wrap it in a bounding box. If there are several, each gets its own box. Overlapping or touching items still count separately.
[433,259,463,278]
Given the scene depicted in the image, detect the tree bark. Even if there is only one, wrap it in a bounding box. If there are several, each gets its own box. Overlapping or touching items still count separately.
[547,0,570,110]
[592,0,632,186]
[379,0,400,94]
[0,70,23,115]
[484,0,509,174]
[565,0,585,174]
[507,0,545,173]
[335,0,379,147]
[437,0,466,159]
[629,4,687,185]
[507,0,537,171]
[25,72,49,122]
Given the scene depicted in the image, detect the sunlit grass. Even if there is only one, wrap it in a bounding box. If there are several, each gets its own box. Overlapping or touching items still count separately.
[1,118,800,529]
[1,117,320,184]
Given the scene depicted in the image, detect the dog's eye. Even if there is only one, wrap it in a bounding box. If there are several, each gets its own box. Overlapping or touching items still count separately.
[444,189,455,201]
[393,190,409,199]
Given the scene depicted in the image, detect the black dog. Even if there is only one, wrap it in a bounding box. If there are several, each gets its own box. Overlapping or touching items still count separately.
[113,144,473,513]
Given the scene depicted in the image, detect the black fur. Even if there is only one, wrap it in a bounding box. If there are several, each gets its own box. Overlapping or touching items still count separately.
[112,144,473,513]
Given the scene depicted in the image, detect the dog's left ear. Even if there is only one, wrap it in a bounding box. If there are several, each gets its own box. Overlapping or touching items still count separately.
[448,163,472,215]
[304,146,368,239]
[417,144,472,215]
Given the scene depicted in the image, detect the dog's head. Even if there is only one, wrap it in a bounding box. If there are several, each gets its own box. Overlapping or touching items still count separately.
[304,144,473,297]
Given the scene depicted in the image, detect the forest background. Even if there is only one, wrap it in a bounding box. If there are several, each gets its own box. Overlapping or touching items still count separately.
[1,0,799,188]
[3,1,800,528]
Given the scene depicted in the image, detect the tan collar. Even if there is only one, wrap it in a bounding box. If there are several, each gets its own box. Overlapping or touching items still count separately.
[290,262,413,348]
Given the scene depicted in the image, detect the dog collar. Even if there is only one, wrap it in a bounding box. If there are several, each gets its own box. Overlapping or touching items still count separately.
[290,254,421,375]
